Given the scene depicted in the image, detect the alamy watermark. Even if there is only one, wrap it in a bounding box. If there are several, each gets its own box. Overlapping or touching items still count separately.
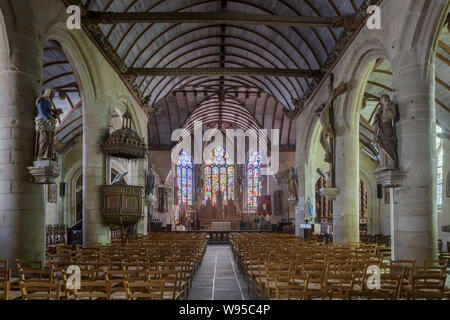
[366,5,381,30]
[366,265,381,290]
[66,5,81,30]
[65,265,81,290]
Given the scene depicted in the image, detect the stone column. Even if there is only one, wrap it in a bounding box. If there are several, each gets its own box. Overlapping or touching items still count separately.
[0,23,45,270]
[82,99,109,244]
[135,159,147,235]
[295,167,306,237]
[333,126,360,243]
[438,137,449,250]
[391,52,437,262]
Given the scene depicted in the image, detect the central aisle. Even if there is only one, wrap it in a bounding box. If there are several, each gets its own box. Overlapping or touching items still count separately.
[188,245,251,300]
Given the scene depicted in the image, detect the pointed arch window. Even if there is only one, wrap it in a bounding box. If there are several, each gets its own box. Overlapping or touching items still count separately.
[247,151,262,208]
[204,146,234,205]
[176,152,193,206]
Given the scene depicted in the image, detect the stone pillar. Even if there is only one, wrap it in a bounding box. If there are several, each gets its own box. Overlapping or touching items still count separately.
[333,126,360,243]
[391,53,437,262]
[0,23,45,270]
[136,159,147,235]
[295,167,306,237]
[438,137,449,250]
[82,99,109,244]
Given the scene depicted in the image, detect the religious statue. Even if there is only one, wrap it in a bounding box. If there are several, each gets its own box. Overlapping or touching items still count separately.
[373,94,399,169]
[305,197,314,219]
[314,76,347,163]
[288,167,298,201]
[195,174,204,201]
[34,89,63,161]
[145,165,155,197]
[236,174,243,206]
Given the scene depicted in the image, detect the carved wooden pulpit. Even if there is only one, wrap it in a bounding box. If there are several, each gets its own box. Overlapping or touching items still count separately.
[101,185,145,241]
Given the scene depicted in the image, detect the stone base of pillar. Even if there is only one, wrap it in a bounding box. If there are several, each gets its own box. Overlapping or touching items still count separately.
[27,160,61,184]
[319,188,339,201]
[373,168,407,188]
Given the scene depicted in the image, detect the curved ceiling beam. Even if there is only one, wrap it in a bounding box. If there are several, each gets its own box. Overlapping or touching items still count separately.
[174,77,263,92]
[43,72,74,86]
[182,99,263,127]
[150,75,273,106]
[139,51,302,101]
[131,23,313,72]
[135,27,312,90]
[148,62,286,107]
[140,41,304,97]
[101,0,340,65]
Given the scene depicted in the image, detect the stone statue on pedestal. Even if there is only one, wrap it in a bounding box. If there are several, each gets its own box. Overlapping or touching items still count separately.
[34,89,63,161]
[373,94,399,169]
[28,89,63,184]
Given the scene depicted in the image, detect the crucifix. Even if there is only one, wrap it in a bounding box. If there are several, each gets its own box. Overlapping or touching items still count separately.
[314,74,347,188]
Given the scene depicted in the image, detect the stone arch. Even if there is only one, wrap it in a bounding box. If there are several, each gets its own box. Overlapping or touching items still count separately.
[43,25,97,113]
[359,156,380,235]
[64,165,82,226]
[338,45,389,130]
[399,0,450,70]
[0,3,11,70]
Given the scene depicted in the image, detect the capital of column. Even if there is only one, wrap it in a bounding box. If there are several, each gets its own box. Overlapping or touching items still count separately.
[373,168,408,189]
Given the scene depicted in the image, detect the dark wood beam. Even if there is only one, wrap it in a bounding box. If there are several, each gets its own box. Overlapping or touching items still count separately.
[85,11,362,28]
[125,67,322,79]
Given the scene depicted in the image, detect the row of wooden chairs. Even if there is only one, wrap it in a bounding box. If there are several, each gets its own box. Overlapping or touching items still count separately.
[1,233,207,300]
[230,233,449,300]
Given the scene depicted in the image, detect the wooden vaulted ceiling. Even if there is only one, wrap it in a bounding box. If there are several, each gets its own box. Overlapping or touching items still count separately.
[74,0,367,149]
[46,1,449,155]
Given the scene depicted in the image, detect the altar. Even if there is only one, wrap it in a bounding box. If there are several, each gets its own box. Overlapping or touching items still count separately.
[197,195,242,230]
[211,222,231,231]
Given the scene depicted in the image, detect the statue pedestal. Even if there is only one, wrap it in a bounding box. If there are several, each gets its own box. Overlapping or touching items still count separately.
[288,196,298,206]
[320,188,339,201]
[373,168,407,188]
[27,160,61,184]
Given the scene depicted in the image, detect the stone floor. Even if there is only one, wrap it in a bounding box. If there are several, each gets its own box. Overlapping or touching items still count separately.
[188,245,251,300]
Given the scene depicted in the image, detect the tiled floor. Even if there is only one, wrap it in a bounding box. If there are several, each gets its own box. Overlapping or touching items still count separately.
[188,245,251,300]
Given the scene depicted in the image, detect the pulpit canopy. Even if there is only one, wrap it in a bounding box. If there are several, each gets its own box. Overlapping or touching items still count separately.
[102,109,147,159]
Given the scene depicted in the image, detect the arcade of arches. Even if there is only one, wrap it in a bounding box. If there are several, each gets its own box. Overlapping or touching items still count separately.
[0,0,449,301]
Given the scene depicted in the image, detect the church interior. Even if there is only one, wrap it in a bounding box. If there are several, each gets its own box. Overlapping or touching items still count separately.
[0,0,449,302]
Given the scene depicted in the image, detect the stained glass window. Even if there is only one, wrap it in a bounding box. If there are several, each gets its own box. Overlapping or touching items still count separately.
[176,152,193,206]
[437,126,443,209]
[247,152,262,208]
[204,146,234,205]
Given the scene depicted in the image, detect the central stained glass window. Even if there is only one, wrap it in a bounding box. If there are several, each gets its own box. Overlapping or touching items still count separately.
[176,152,193,205]
[204,146,234,205]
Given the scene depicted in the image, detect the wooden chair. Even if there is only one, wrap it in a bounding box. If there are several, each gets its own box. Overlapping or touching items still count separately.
[407,273,447,300]
[125,279,165,300]
[352,270,405,300]
[0,269,10,300]
[20,281,61,300]
[72,281,112,300]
